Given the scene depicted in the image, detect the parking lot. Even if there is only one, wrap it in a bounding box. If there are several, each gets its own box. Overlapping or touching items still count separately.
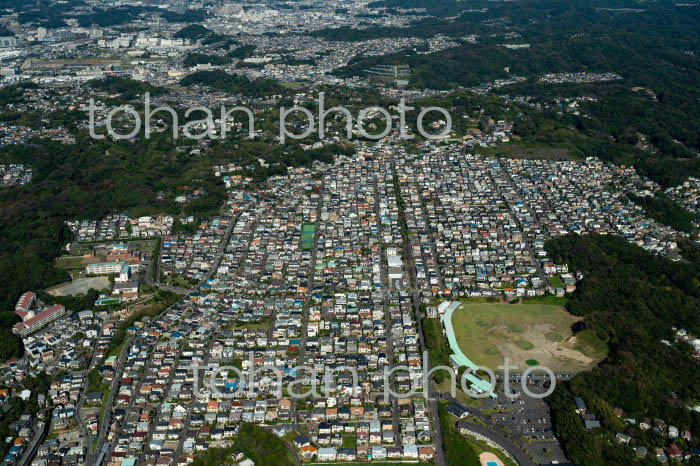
[478,373,569,464]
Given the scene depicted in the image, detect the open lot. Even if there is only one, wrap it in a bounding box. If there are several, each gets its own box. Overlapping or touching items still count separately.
[30,58,124,69]
[47,277,110,296]
[55,255,101,269]
[451,302,607,373]
[125,239,158,253]
[281,81,307,89]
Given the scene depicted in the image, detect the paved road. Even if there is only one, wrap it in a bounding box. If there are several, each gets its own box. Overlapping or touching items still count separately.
[144,214,236,295]
[93,216,237,464]
[75,385,93,452]
[390,162,447,466]
[411,291,446,466]
[494,169,551,288]
[413,178,446,291]
[91,294,194,462]
[372,173,402,450]
[89,338,132,464]
[75,300,151,456]
[155,283,190,294]
[455,417,537,466]
[75,368,95,449]
[442,391,547,466]
[279,433,302,466]
[96,298,196,464]
[295,182,324,382]
[196,214,236,288]
[136,337,189,466]
[17,421,45,466]
[103,334,152,464]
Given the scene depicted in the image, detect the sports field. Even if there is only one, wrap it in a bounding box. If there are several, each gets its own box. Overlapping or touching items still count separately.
[47,277,110,296]
[301,223,316,250]
[451,302,607,373]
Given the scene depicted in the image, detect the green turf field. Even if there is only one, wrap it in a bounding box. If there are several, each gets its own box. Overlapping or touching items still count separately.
[451,301,607,373]
[301,223,316,250]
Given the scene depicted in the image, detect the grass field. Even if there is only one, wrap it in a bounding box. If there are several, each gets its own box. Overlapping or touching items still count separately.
[125,239,158,252]
[461,427,518,466]
[55,256,95,269]
[164,276,198,288]
[548,276,565,288]
[451,302,607,373]
[281,81,307,89]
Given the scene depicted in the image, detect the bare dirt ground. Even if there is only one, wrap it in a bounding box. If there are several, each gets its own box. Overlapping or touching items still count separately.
[452,302,606,373]
[47,277,110,296]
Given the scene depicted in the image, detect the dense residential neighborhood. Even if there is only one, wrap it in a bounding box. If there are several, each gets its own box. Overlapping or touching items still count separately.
[1,1,700,466]
[1,136,692,466]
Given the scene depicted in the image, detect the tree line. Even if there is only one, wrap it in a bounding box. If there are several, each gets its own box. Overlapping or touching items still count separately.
[545,234,700,465]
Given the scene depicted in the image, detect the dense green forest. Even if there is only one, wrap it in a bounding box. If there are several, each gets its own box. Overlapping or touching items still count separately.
[325,0,700,48]
[8,0,205,27]
[327,0,700,182]
[334,24,700,93]
[214,140,353,181]
[401,83,700,189]
[545,234,700,466]
[179,70,283,97]
[628,193,696,233]
[173,24,213,41]
[201,38,236,51]
[368,0,465,17]
[159,10,207,23]
[172,25,235,47]
[422,316,451,384]
[182,45,256,67]
[183,52,233,68]
[76,6,150,28]
[504,94,700,188]
[0,82,38,107]
[87,76,166,101]
[10,0,80,28]
[228,45,257,60]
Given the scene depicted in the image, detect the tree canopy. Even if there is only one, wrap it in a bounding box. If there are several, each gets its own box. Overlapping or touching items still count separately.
[545,234,700,465]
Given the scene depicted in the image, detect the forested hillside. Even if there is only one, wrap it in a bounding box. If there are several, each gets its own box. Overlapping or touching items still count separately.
[329,0,700,186]
[545,234,700,466]
[0,133,225,358]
